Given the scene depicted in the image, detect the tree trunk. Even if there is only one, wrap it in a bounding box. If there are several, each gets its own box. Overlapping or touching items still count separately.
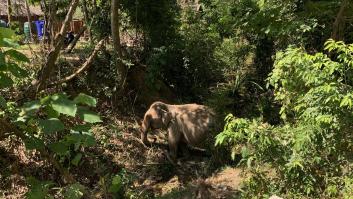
[66,26,87,53]
[48,1,57,48]
[35,0,80,93]
[40,0,49,46]
[25,0,33,42]
[82,0,92,44]
[332,0,348,41]
[111,0,127,90]
[6,0,12,26]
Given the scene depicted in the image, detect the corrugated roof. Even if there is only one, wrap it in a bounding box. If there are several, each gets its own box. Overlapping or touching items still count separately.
[0,0,43,17]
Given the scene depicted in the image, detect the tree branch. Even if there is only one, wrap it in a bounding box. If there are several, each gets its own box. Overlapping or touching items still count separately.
[50,38,106,86]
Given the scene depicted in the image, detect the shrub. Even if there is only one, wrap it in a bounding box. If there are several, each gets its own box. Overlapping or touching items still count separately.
[215,40,353,198]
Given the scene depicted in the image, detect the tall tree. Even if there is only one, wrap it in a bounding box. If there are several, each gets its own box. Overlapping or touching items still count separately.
[332,0,348,41]
[6,0,12,25]
[111,0,127,89]
[25,0,33,41]
[81,0,92,43]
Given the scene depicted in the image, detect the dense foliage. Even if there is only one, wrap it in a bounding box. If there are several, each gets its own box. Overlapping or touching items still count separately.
[2,0,353,198]
[0,28,126,198]
[216,40,353,198]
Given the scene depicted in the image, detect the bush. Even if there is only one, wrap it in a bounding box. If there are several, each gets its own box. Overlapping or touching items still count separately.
[215,40,353,198]
[0,27,103,198]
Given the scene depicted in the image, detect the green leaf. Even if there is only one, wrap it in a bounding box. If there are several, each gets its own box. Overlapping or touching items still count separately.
[109,175,122,194]
[0,73,13,88]
[25,177,53,199]
[71,153,83,166]
[74,93,97,107]
[72,124,92,132]
[5,49,30,63]
[21,100,41,116]
[66,132,83,144]
[77,107,102,123]
[82,132,96,147]
[45,106,60,118]
[7,62,28,78]
[24,137,45,150]
[38,118,65,134]
[50,94,77,117]
[63,183,85,199]
[40,95,51,105]
[49,142,68,155]
[2,38,19,48]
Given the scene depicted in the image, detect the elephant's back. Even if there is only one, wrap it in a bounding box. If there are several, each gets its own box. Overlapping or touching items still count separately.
[174,104,215,146]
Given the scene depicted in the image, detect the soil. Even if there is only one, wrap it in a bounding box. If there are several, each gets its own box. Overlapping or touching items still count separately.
[0,113,244,199]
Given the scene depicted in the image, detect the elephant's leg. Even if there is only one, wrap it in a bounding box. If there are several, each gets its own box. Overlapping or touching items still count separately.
[167,125,181,161]
[179,136,190,158]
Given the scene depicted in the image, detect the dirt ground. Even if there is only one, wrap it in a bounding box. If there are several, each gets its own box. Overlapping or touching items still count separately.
[0,113,244,199]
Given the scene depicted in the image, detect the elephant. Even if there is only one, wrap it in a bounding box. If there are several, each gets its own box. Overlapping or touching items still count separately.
[140,101,215,161]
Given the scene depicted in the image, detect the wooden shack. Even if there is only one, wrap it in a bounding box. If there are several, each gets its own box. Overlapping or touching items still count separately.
[0,0,43,23]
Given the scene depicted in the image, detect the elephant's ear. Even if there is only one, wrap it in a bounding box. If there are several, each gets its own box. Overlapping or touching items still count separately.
[161,110,172,127]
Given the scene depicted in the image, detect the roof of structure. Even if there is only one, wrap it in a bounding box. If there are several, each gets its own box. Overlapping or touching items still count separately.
[0,0,43,17]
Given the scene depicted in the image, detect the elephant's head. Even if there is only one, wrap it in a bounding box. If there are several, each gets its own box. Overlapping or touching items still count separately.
[141,102,172,144]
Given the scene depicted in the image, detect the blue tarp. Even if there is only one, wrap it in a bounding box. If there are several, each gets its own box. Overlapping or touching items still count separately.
[34,20,45,40]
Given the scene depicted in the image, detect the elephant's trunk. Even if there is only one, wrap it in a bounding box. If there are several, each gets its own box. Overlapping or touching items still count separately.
[140,114,151,144]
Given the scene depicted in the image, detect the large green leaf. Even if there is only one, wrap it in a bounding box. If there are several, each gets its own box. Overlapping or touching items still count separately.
[5,49,30,63]
[74,93,97,107]
[25,177,53,199]
[50,94,77,117]
[49,141,68,155]
[66,132,83,145]
[0,73,13,88]
[45,105,60,118]
[7,62,28,78]
[81,132,96,147]
[77,107,102,123]
[109,175,122,194]
[38,118,65,134]
[72,124,92,132]
[24,137,45,150]
[21,100,41,116]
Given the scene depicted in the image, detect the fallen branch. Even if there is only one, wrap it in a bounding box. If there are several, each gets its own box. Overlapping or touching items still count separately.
[50,38,106,86]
